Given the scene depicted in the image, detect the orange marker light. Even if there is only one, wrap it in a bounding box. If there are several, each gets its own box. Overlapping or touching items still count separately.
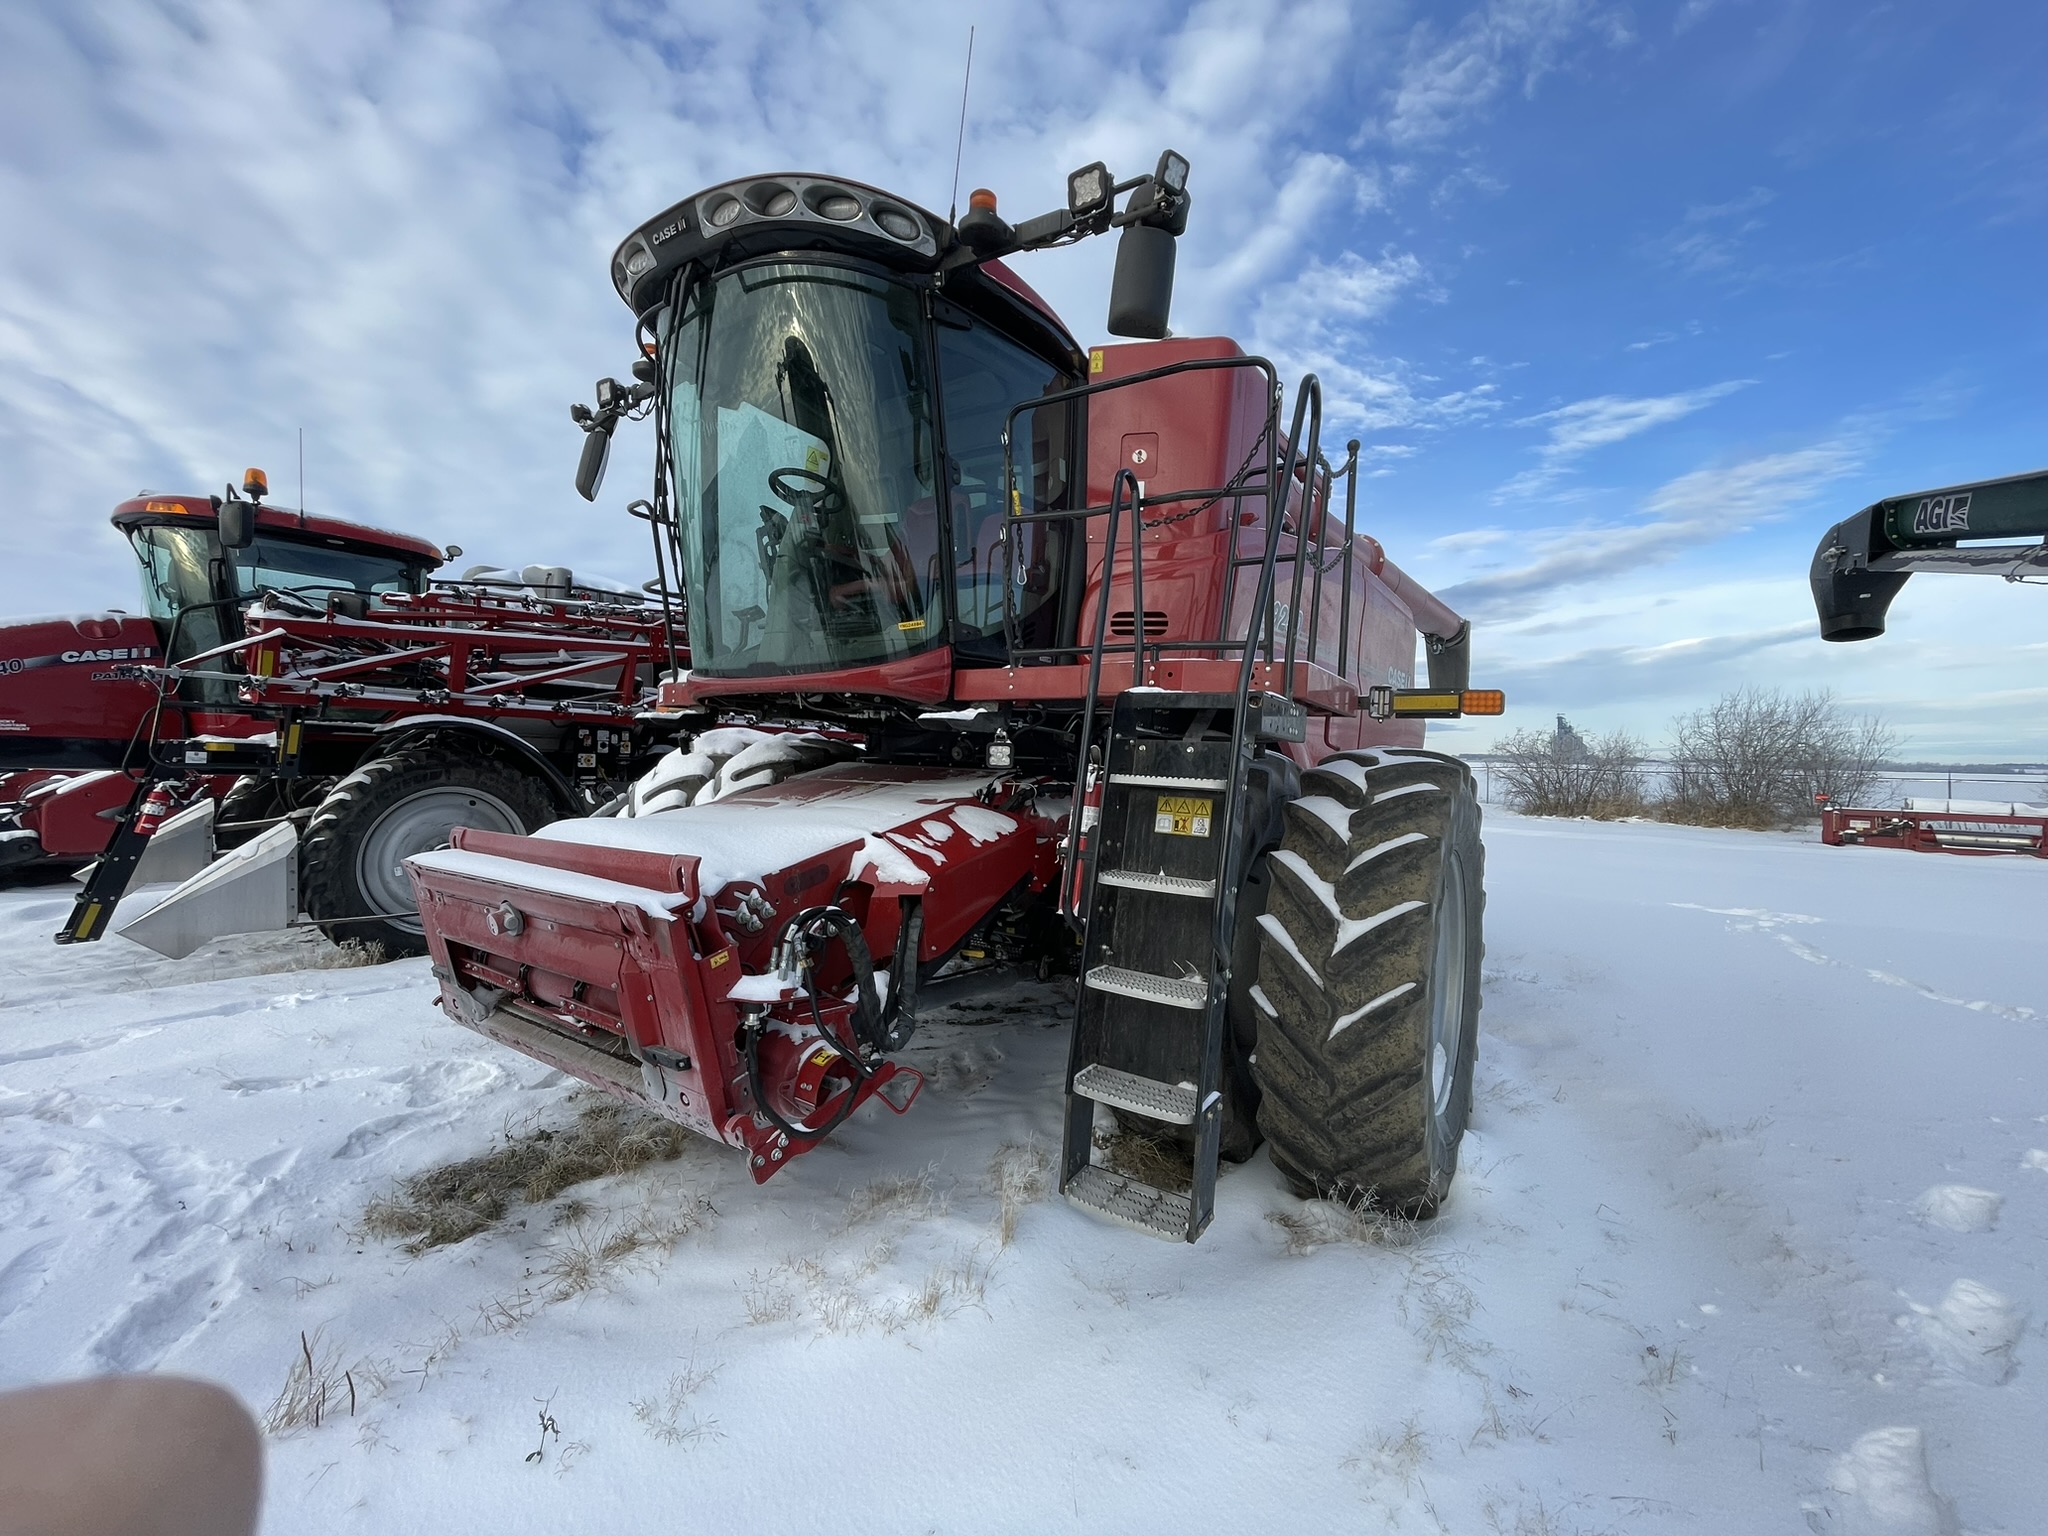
[1461,690,1506,716]
[243,468,269,498]
[968,187,998,213]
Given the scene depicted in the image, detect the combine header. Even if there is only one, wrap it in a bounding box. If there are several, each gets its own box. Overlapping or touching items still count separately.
[406,152,1505,1240]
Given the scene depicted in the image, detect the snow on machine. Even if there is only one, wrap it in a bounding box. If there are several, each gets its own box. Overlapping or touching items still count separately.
[404,153,1506,1240]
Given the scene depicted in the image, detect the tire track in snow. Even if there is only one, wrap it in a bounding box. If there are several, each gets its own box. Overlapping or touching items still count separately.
[1669,904,2039,1022]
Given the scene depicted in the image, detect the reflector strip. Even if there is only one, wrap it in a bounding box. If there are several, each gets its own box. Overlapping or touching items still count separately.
[1389,691,1462,716]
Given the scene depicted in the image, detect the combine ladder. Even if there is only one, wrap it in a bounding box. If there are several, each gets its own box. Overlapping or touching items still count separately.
[1011,365,1328,1240]
[1059,690,1259,1241]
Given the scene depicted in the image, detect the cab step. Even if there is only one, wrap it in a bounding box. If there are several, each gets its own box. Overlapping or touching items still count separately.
[1083,963,1207,1010]
[1106,773,1229,791]
[1063,1164,1192,1242]
[1096,869,1217,898]
[1073,1063,1199,1124]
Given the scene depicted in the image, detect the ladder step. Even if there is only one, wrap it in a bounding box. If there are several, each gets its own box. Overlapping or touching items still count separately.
[1096,869,1218,898]
[1083,964,1208,1010]
[1064,1164,1191,1241]
[1073,1063,1199,1123]
[1106,773,1228,792]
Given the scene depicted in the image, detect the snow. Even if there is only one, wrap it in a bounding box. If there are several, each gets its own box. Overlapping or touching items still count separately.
[2,812,2045,1532]
[1902,797,2048,817]
[404,848,693,921]
[538,766,1003,896]
[1911,1185,2002,1233]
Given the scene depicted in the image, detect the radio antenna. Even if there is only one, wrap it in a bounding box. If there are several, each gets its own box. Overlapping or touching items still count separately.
[297,427,306,528]
[946,26,976,227]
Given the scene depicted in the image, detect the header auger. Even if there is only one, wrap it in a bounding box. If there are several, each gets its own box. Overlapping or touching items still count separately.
[396,149,1503,1241]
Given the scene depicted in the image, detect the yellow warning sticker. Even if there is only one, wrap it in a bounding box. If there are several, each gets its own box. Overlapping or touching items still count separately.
[1154,795,1213,837]
[708,949,730,968]
[1089,348,1105,375]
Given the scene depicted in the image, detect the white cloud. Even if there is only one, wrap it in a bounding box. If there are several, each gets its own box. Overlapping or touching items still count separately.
[1444,435,1860,619]
[1495,380,1750,498]
[1646,186,1777,276]
[0,0,1425,613]
[1383,0,1625,146]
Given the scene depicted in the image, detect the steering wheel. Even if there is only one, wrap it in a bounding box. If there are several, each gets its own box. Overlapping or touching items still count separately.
[767,465,846,519]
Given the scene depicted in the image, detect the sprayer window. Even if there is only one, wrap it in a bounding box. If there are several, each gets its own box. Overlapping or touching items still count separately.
[228,537,421,602]
[665,261,941,676]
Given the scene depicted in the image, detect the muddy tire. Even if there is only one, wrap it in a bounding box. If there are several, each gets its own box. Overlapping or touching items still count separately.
[300,748,555,959]
[1249,748,1484,1216]
[214,774,331,850]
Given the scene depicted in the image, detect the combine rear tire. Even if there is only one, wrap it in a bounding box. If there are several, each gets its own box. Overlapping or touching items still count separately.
[1249,749,1484,1216]
[300,749,554,958]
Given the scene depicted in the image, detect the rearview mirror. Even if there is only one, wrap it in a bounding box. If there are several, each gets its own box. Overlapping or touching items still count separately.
[217,499,255,550]
[1107,221,1177,339]
[575,425,612,502]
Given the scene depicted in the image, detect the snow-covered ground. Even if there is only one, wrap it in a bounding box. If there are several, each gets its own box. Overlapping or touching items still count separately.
[1,814,2042,1534]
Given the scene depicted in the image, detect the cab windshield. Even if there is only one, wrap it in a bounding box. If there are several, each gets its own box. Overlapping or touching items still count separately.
[130,523,427,702]
[664,262,939,675]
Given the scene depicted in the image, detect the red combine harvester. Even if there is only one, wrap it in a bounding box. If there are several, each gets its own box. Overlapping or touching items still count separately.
[0,482,678,955]
[404,153,1505,1241]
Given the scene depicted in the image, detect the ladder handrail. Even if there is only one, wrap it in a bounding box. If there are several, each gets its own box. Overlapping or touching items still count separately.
[998,354,1287,681]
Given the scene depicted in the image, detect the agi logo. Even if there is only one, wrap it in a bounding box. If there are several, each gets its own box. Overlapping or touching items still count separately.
[1910,493,1971,535]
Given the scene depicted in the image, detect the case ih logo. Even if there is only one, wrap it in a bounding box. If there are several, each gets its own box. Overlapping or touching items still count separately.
[60,645,155,663]
[1911,493,1971,535]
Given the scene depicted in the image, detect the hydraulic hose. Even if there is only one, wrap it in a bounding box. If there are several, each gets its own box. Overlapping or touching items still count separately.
[740,905,886,1142]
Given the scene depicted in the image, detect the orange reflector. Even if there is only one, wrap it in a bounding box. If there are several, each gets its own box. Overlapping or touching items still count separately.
[968,187,999,212]
[243,467,269,497]
[1389,690,1461,716]
[143,499,192,514]
[1461,689,1506,715]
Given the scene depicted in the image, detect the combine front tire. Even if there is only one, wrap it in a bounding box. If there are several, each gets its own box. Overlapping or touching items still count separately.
[1249,749,1484,1216]
[300,749,553,958]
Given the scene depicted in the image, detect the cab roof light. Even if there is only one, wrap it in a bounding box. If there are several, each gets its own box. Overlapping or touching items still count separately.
[243,468,269,500]
[968,187,999,213]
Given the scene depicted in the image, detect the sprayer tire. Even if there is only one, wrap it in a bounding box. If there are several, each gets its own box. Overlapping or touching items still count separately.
[300,748,554,959]
[1249,749,1484,1217]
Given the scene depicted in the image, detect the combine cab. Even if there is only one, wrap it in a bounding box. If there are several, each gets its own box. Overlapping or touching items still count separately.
[407,154,1505,1239]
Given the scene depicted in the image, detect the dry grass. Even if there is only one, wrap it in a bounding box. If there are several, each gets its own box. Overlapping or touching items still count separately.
[360,1095,695,1253]
[310,938,385,968]
[988,1139,1051,1247]
[631,1351,724,1447]
[260,1328,383,1436]
[536,1199,711,1300]
[740,1245,992,1335]
[843,1168,941,1228]
[1094,1124,1193,1190]
[1268,1198,1425,1256]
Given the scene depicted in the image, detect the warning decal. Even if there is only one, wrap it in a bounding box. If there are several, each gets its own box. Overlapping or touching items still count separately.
[1154,795,1213,838]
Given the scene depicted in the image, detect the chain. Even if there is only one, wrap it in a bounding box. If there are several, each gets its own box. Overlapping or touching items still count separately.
[1139,423,1275,529]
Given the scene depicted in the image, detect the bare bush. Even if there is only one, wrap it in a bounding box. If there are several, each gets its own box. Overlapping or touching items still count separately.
[1490,723,1646,818]
[1663,688,1896,827]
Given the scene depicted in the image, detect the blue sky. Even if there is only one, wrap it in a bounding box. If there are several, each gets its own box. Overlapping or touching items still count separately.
[3,0,2044,756]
